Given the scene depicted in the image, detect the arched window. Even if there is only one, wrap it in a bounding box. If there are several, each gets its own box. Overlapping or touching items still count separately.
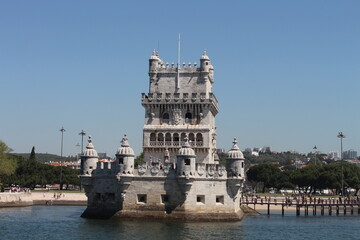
[173,133,180,146]
[165,133,171,145]
[181,133,187,145]
[185,112,192,124]
[158,133,164,146]
[196,133,203,146]
[189,133,195,146]
[150,133,156,146]
[162,113,170,124]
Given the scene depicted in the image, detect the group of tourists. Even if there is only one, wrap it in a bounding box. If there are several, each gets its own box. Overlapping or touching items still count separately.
[8,185,31,193]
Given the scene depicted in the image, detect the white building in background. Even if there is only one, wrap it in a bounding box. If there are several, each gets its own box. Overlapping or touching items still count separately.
[328,151,339,160]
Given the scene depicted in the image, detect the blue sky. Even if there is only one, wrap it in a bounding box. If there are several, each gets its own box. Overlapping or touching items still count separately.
[1,0,359,157]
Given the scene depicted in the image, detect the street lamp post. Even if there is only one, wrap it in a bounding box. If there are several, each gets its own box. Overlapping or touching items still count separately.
[59,127,66,190]
[79,130,86,153]
[337,132,346,196]
[313,145,317,165]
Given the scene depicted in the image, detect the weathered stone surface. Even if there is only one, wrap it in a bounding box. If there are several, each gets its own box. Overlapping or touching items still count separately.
[80,51,246,221]
[0,193,33,207]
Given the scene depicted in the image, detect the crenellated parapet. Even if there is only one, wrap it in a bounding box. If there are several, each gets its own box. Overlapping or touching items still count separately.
[94,161,116,175]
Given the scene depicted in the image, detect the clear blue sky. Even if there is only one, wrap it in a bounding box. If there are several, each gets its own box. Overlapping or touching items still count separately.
[1,0,359,157]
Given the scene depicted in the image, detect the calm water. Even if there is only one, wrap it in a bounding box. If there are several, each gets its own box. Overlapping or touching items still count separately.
[0,206,359,240]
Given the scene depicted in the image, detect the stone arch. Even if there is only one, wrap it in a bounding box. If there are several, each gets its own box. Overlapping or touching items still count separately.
[150,133,156,146]
[158,133,164,146]
[165,133,171,145]
[173,133,180,146]
[189,133,195,146]
[196,133,203,146]
[180,133,187,144]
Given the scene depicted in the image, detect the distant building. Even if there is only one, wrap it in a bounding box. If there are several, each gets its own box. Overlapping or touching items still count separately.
[294,159,303,169]
[287,150,299,154]
[244,147,259,156]
[328,151,338,160]
[346,159,360,166]
[251,151,259,157]
[343,149,357,159]
[216,148,226,154]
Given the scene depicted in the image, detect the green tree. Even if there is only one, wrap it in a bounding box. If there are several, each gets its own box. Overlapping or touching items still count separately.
[247,163,281,193]
[0,141,17,190]
[135,152,144,167]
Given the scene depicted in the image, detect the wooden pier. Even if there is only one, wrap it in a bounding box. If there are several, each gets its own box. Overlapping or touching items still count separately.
[242,196,360,216]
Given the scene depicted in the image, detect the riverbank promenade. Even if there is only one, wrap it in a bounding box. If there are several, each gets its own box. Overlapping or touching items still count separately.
[0,192,87,207]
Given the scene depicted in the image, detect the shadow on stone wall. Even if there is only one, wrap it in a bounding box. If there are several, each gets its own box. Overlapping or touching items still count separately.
[81,192,122,219]
[163,170,186,214]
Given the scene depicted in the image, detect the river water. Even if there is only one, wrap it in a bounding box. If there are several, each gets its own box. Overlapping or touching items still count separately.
[0,206,359,240]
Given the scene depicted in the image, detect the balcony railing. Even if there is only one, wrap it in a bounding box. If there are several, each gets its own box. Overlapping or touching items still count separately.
[148,140,204,147]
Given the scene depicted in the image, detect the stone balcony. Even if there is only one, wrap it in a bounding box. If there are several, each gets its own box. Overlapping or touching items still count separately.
[148,140,204,147]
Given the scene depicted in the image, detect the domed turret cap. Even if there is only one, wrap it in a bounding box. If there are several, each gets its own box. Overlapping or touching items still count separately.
[116,134,135,156]
[150,50,160,60]
[177,137,196,157]
[200,50,210,60]
[227,138,244,159]
[81,136,98,157]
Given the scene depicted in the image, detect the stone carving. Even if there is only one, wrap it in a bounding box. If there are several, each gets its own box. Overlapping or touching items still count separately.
[197,163,206,176]
[172,109,182,125]
[150,165,159,175]
[207,164,216,176]
[138,162,147,175]
[218,165,225,176]
[163,164,171,174]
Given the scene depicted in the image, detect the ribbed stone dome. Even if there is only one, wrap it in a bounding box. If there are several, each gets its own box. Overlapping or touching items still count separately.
[82,136,98,157]
[150,50,160,60]
[116,134,135,156]
[177,138,195,156]
[227,138,244,159]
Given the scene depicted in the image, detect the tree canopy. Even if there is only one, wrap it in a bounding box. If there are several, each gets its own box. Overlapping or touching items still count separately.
[246,162,360,195]
[0,140,17,178]
[0,141,80,191]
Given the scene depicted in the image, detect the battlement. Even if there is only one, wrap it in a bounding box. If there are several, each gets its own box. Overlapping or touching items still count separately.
[96,161,116,172]
[141,92,218,104]
[150,61,201,72]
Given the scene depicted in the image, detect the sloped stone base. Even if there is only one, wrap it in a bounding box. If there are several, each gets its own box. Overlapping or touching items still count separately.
[114,209,245,222]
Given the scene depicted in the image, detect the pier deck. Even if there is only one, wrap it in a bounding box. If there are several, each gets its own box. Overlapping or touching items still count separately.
[242,196,360,216]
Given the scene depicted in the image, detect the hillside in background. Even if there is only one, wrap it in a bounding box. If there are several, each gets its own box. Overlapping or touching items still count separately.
[14,153,77,163]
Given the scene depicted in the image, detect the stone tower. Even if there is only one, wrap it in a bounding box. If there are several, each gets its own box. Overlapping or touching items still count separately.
[141,51,218,164]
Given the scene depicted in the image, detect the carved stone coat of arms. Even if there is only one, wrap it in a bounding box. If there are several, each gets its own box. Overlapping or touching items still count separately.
[172,109,182,125]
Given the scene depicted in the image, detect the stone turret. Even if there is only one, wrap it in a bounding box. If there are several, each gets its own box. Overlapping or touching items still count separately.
[116,134,135,175]
[226,138,245,178]
[148,50,162,82]
[80,136,99,176]
[200,50,211,72]
[226,138,245,197]
[176,138,196,177]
